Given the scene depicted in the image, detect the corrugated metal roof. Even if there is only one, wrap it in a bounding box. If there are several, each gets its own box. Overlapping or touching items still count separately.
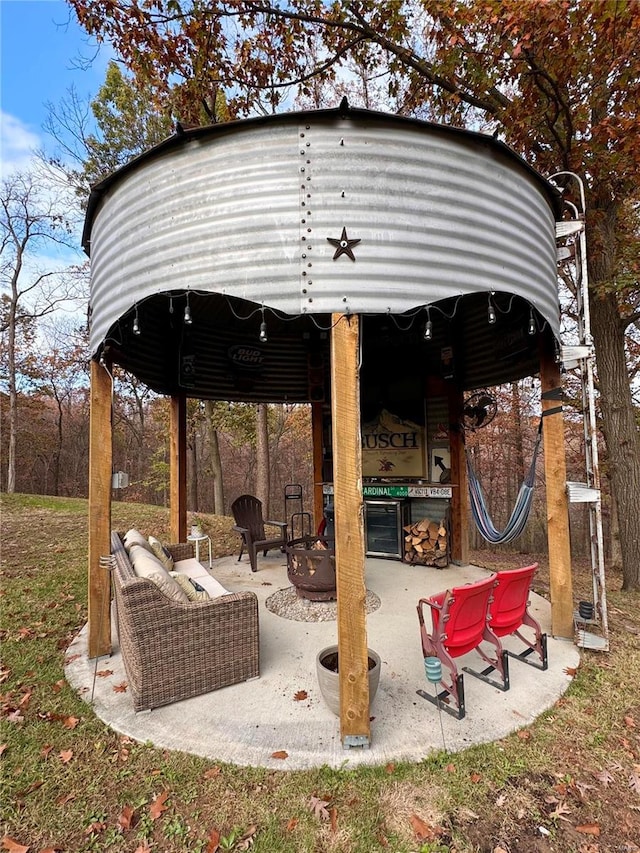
[86,105,562,397]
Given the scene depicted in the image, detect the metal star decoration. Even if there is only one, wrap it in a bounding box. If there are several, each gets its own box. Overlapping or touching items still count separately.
[327,227,361,261]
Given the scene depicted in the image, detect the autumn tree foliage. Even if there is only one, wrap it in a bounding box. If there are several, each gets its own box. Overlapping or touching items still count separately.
[67,0,640,587]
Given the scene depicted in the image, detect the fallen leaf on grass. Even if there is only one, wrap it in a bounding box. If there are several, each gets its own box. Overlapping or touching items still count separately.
[308,796,331,821]
[625,715,637,728]
[575,780,594,799]
[5,710,24,725]
[549,801,571,821]
[205,828,220,852]
[235,824,257,849]
[293,690,308,701]
[576,823,601,836]
[271,750,288,760]
[62,716,79,730]
[149,790,169,821]
[629,772,640,794]
[117,804,135,832]
[517,729,531,740]
[56,793,75,806]
[470,772,482,783]
[593,769,614,787]
[564,666,578,676]
[203,766,221,779]
[445,762,456,773]
[285,818,298,832]
[16,781,43,797]
[84,821,106,835]
[409,814,439,841]
[133,843,152,853]
[113,683,128,693]
[1,837,29,853]
[58,750,73,764]
[385,762,395,774]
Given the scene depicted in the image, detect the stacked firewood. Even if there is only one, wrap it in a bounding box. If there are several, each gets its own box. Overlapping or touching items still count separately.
[403,518,449,567]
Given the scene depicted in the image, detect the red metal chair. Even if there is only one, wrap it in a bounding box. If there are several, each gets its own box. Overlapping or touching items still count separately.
[487,563,548,670]
[417,573,507,719]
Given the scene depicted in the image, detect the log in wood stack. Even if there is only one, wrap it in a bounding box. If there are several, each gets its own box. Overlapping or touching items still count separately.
[403,518,449,567]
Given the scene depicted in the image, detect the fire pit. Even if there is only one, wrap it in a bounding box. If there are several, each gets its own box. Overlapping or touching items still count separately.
[286,535,336,601]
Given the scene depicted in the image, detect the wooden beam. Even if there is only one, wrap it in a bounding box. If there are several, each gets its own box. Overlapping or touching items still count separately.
[330,314,370,748]
[170,395,187,543]
[311,402,324,530]
[447,385,469,565]
[88,358,112,658]
[540,345,574,638]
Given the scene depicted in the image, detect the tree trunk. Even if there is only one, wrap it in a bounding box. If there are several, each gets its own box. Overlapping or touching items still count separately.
[590,288,640,590]
[609,482,622,571]
[188,432,198,511]
[204,400,225,515]
[256,403,270,516]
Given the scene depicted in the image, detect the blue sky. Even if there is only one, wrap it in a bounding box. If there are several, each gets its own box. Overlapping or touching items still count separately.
[1,0,110,174]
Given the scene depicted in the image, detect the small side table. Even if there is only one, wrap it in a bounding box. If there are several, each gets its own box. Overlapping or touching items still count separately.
[187,532,212,568]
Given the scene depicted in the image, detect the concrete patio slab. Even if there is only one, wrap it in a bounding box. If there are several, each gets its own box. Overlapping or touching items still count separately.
[65,554,579,770]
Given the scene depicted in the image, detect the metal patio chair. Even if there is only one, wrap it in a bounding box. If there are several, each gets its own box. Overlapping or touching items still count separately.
[485,563,548,670]
[417,573,507,719]
[231,494,288,572]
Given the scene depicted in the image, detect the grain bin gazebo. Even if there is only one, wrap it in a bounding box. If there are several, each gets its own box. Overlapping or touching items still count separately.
[84,102,572,749]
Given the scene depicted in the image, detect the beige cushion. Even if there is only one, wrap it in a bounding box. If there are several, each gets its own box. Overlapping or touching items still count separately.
[129,544,165,575]
[123,528,154,554]
[129,545,189,604]
[148,535,174,572]
[170,572,210,602]
[173,558,230,599]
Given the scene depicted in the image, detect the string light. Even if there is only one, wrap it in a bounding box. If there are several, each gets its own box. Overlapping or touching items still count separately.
[528,307,536,335]
[259,305,268,343]
[487,292,497,325]
[184,292,192,325]
[423,307,433,341]
[132,304,140,335]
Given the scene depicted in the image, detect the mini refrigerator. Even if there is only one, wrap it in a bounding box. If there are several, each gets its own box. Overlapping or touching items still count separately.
[364,499,409,558]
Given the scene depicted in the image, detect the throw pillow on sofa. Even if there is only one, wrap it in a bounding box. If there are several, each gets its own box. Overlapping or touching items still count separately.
[129,544,189,604]
[148,535,175,572]
[123,528,155,555]
[170,572,210,602]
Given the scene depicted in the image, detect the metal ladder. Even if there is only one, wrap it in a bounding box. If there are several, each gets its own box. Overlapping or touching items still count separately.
[554,172,609,652]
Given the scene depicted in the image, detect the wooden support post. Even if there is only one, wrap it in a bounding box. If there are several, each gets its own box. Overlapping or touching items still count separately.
[540,346,574,638]
[448,386,469,565]
[330,314,370,748]
[88,358,112,659]
[170,395,187,543]
[311,402,325,530]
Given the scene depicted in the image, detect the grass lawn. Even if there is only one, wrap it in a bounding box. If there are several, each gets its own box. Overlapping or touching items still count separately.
[1,493,639,852]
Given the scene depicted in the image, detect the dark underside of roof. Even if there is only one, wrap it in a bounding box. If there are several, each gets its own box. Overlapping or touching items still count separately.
[99,291,551,405]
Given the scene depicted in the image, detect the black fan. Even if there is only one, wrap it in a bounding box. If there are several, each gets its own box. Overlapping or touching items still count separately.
[462,391,498,430]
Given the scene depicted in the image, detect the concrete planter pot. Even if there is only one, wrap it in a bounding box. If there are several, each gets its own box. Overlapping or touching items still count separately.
[316,645,381,716]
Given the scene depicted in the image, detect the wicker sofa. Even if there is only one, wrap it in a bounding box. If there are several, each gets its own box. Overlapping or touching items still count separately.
[111,531,259,711]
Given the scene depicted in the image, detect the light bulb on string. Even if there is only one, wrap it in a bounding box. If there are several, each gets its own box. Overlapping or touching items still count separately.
[528,307,536,335]
[423,307,433,341]
[487,292,497,325]
[259,305,268,343]
[132,305,140,335]
[184,292,192,325]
